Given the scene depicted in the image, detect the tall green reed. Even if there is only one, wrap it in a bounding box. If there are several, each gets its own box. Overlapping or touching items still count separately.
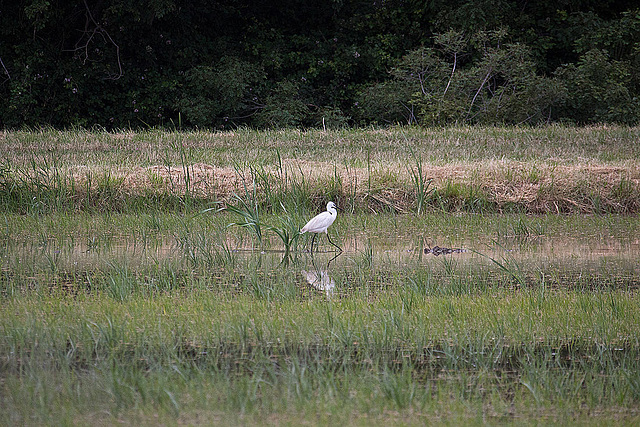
[222,166,264,246]
[264,206,301,263]
[407,151,434,215]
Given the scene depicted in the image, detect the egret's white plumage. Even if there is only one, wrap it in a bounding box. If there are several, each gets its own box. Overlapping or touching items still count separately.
[301,201,341,252]
[301,201,337,234]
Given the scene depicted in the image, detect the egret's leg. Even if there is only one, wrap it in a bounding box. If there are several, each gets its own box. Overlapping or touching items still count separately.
[326,232,342,252]
[327,251,340,268]
[310,234,317,253]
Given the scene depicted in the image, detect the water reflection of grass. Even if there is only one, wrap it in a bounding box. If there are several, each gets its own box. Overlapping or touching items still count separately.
[1,212,640,424]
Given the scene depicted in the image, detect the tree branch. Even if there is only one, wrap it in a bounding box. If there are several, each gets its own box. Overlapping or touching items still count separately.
[442,52,456,97]
[0,56,10,83]
[466,69,492,121]
[64,0,123,80]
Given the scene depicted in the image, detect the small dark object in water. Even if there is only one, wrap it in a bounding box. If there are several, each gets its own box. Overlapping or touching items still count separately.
[424,245,467,256]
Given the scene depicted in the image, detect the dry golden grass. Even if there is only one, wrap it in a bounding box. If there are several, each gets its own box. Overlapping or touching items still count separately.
[61,158,638,213]
[2,126,639,213]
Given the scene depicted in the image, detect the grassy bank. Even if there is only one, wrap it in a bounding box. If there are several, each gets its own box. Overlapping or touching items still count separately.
[1,125,639,214]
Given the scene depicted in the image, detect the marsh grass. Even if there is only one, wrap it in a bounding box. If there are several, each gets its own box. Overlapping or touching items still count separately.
[2,284,639,424]
[1,126,640,423]
[225,190,264,247]
[407,150,434,214]
[264,210,302,262]
[1,126,639,214]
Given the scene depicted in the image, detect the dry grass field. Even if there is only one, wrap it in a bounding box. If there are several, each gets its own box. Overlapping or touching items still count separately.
[1,125,639,214]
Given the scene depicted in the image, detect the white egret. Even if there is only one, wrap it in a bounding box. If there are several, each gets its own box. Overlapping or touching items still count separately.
[300,201,341,253]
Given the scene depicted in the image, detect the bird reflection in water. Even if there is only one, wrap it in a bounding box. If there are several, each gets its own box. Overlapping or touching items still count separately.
[301,269,335,297]
[301,251,341,297]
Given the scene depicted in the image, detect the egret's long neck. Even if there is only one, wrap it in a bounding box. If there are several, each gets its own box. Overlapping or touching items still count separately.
[328,206,337,216]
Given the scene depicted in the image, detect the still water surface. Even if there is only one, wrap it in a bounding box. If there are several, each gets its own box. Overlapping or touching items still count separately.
[2,215,638,295]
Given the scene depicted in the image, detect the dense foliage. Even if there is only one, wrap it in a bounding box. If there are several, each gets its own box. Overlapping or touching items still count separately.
[1,0,639,129]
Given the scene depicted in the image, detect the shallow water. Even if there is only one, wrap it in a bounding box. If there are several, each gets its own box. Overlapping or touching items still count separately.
[2,215,638,295]
[4,229,637,267]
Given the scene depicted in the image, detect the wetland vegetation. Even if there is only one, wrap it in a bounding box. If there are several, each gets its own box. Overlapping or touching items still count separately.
[2,125,640,215]
[1,126,639,425]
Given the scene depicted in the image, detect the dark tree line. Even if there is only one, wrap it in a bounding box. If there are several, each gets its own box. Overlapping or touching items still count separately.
[1,0,639,129]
